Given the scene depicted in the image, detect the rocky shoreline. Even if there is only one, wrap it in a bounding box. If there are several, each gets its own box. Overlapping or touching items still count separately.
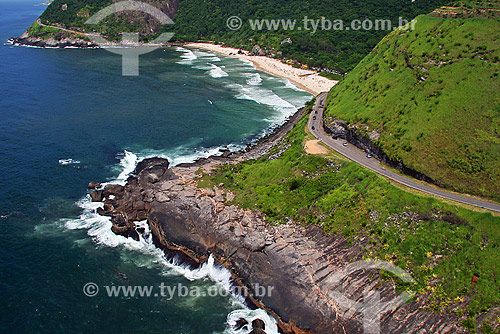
[88,109,463,333]
[7,35,97,48]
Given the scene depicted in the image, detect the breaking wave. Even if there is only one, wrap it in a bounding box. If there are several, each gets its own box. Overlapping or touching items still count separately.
[61,150,278,334]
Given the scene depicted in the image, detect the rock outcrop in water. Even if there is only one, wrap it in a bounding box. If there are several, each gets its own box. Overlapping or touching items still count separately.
[89,111,463,333]
[8,35,97,48]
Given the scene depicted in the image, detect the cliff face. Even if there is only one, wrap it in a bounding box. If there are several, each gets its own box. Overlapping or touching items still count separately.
[323,118,436,185]
[88,113,463,334]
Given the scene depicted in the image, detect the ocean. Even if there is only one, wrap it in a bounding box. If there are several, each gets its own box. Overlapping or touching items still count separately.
[0,1,312,333]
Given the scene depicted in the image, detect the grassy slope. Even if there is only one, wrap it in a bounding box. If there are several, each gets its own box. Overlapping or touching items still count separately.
[200,107,500,331]
[324,15,500,201]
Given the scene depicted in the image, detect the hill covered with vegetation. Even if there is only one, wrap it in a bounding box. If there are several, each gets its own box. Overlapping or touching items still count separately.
[199,104,500,333]
[324,14,500,201]
[29,0,449,72]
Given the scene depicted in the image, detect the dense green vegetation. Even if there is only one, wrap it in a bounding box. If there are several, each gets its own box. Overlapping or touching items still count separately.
[170,0,449,72]
[199,107,500,332]
[26,21,88,40]
[33,0,449,71]
[37,0,172,41]
[325,15,500,201]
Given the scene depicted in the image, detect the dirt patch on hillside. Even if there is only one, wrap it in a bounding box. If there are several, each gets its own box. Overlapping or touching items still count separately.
[304,140,328,154]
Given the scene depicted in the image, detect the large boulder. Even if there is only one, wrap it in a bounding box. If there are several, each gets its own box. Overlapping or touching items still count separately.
[134,157,170,175]
[250,45,265,56]
[103,184,124,197]
[235,318,248,330]
[252,319,266,330]
[88,181,102,190]
[90,190,103,202]
[244,232,266,251]
[249,329,266,334]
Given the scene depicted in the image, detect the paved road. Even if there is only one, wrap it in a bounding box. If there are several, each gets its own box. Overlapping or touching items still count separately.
[308,93,500,213]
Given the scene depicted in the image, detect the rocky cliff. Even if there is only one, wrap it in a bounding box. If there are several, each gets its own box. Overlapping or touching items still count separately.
[88,112,463,334]
[323,118,436,185]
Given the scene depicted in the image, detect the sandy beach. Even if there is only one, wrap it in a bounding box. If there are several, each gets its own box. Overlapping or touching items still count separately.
[185,43,337,96]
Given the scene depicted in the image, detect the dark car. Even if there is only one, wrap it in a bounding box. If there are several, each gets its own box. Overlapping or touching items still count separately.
[313,116,316,120]
[312,126,315,130]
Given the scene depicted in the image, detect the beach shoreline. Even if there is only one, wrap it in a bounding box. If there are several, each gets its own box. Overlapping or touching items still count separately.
[185,42,338,95]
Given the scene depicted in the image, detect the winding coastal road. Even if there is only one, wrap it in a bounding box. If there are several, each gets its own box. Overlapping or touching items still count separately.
[308,93,500,213]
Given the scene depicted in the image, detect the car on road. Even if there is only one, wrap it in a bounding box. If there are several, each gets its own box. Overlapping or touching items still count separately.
[312,126,315,130]
[343,142,348,147]
[315,110,317,114]
[366,154,373,158]
[313,116,316,120]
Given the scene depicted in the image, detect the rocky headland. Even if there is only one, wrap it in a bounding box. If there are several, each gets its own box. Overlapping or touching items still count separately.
[88,111,463,334]
[8,35,97,48]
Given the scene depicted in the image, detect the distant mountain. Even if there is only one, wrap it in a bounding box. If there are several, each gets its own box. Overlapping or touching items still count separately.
[22,0,449,71]
[324,12,500,200]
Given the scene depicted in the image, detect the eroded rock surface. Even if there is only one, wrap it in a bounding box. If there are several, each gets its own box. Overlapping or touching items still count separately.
[90,110,463,333]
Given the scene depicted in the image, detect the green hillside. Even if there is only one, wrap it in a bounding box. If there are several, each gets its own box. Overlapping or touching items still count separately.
[29,0,449,72]
[324,14,500,201]
[200,105,500,332]
[169,0,449,72]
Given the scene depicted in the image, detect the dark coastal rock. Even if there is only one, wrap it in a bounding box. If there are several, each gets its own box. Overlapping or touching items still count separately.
[103,184,124,197]
[249,329,266,334]
[91,108,464,334]
[88,181,102,190]
[90,190,103,202]
[8,36,97,48]
[252,319,266,329]
[96,207,106,216]
[134,157,170,175]
[110,215,139,241]
[235,318,248,330]
[111,223,139,241]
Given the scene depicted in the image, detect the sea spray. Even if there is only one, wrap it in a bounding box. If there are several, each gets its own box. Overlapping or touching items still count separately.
[175,46,198,65]
[64,150,279,334]
[208,63,229,78]
[246,73,263,86]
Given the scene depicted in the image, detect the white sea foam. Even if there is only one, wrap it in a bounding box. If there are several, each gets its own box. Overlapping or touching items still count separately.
[59,158,81,165]
[227,83,298,124]
[245,73,262,86]
[204,56,222,62]
[175,46,198,65]
[59,149,278,334]
[237,58,255,68]
[225,308,279,334]
[208,63,229,78]
[193,63,216,71]
[128,143,244,167]
[284,79,303,91]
